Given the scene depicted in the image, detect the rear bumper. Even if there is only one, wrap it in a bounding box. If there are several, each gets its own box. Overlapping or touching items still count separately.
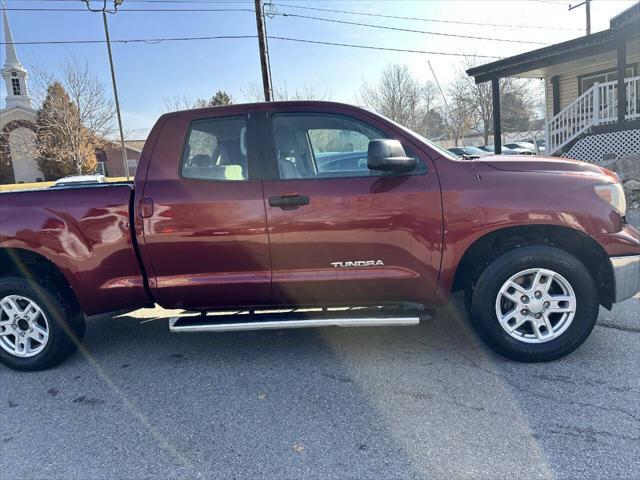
[610,255,640,303]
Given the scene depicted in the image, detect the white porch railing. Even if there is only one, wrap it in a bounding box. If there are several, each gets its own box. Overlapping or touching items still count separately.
[624,75,640,121]
[545,76,640,156]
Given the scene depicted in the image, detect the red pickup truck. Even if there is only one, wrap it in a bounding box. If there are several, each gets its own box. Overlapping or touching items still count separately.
[1,101,639,370]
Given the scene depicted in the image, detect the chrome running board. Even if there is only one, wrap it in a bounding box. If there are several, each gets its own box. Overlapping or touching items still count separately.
[169,307,423,333]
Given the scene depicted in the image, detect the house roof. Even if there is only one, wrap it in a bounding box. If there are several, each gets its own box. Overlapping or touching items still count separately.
[466,1,640,84]
[124,140,145,152]
[100,139,143,154]
[610,1,640,29]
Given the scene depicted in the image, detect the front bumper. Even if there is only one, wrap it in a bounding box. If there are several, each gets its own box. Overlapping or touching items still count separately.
[610,255,640,303]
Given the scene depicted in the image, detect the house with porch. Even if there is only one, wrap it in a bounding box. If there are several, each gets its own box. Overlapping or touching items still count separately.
[466,2,639,163]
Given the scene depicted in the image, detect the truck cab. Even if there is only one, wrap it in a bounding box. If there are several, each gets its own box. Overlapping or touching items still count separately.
[136,102,444,311]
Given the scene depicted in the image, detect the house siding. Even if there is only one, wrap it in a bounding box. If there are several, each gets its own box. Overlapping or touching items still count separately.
[96,143,141,177]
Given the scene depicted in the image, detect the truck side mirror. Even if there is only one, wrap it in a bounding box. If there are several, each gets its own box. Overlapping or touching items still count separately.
[367,139,417,173]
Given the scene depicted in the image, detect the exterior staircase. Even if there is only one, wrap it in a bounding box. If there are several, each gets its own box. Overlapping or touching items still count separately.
[546,76,640,156]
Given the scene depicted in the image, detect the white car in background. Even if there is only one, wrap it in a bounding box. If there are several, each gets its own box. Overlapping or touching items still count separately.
[52,175,107,188]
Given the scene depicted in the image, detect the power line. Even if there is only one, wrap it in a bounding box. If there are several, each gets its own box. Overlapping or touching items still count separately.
[0,34,258,45]
[0,33,502,58]
[122,0,252,2]
[528,0,571,5]
[274,12,549,45]
[0,7,254,12]
[269,2,582,32]
[0,6,552,46]
[268,36,502,59]
[15,0,253,2]
[3,1,582,32]
[0,6,560,46]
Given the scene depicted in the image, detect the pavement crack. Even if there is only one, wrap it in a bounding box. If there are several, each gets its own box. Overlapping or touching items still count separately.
[393,390,433,401]
[596,322,640,334]
[72,395,106,406]
[453,350,640,423]
[322,373,353,384]
[547,423,640,444]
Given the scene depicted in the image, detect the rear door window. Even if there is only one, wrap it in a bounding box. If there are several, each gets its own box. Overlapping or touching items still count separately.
[182,116,249,181]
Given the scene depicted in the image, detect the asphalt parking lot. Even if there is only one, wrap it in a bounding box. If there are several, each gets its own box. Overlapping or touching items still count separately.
[1,293,638,480]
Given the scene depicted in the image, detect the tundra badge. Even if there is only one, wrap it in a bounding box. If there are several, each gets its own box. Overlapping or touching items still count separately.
[331,260,385,268]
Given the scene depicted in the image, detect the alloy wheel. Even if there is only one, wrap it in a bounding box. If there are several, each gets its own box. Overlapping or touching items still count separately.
[0,295,50,358]
[495,268,577,344]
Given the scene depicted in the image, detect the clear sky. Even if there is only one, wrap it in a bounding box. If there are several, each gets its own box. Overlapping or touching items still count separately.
[1,0,637,138]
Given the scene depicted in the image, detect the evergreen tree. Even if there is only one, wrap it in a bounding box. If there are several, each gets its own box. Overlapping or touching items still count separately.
[36,82,97,179]
[209,90,233,106]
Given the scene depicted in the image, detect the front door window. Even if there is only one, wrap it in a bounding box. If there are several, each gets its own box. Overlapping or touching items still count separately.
[271,113,426,180]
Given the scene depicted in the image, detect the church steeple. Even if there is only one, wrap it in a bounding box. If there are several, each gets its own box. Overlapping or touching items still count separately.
[2,6,32,110]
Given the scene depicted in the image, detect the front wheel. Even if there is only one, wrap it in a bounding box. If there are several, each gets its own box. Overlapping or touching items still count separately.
[0,277,85,371]
[469,246,599,362]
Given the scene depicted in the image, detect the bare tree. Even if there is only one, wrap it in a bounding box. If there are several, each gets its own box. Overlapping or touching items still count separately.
[63,59,115,142]
[33,59,115,177]
[36,82,98,178]
[241,81,332,102]
[421,81,439,120]
[163,90,234,112]
[29,63,56,108]
[450,56,536,145]
[163,94,196,113]
[420,81,445,138]
[359,64,422,131]
[440,97,473,147]
[358,64,442,137]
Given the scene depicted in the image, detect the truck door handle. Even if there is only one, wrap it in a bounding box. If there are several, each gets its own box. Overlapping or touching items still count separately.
[268,193,310,210]
[139,197,154,218]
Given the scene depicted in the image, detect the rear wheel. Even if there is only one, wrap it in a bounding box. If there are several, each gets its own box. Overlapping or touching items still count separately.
[0,277,85,371]
[469,246,598,362]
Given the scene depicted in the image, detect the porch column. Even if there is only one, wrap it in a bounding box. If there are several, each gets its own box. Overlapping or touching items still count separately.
[551,76,561,116]
[616,32,627,123]
[492,77,502,154]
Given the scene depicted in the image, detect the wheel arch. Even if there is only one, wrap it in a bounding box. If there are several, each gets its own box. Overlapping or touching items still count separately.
[0,247,81,313]
[451,225,615,309]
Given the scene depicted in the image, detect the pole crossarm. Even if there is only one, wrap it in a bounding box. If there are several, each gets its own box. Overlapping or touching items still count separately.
[568,0,591,35]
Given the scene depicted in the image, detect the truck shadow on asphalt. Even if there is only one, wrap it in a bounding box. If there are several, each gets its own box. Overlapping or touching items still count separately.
[1,297,638,479]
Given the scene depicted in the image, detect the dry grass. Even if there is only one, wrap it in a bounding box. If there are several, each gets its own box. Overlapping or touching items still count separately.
[0,177,130,193]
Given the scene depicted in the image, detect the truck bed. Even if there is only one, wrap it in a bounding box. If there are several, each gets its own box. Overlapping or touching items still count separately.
[0,183,150,315]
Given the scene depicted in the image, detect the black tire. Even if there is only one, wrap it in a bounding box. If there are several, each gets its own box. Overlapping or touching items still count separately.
[469,246,599,362]
[0,277,85,371]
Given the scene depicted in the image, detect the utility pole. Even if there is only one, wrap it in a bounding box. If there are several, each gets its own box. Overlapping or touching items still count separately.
[254,0,272,101]
[569,0,591,35]
[82,0,129,180]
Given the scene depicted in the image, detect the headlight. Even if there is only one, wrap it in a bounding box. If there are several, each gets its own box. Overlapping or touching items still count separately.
[594,183,626,215]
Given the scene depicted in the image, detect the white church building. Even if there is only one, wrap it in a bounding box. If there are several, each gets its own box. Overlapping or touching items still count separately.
[0,9,43,184]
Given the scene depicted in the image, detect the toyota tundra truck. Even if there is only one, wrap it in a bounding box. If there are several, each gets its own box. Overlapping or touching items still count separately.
[1,101,639,371]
